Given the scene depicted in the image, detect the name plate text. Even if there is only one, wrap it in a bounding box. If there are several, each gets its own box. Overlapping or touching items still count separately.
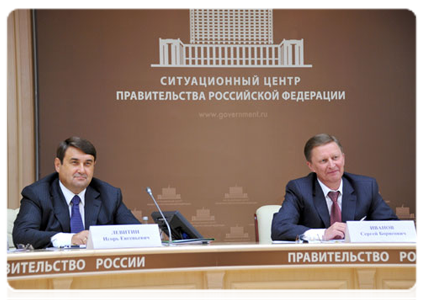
[87,224,162,249]
[345,220,416,243]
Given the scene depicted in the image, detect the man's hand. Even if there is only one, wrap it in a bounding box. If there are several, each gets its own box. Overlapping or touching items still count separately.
[71,230,89,245]
[323,222,347,241]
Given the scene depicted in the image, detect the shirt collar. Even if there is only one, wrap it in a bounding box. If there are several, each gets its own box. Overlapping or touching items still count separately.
[317,178,343,197]
[59,180,86,206]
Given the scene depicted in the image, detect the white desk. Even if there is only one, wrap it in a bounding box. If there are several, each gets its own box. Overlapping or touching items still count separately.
[7,243,416,289]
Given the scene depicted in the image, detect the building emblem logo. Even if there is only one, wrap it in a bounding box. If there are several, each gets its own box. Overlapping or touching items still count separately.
[152,9,312,68]
[146,186,191,206]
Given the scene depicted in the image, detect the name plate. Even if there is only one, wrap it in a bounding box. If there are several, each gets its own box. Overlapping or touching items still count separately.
[345,220,416,243]
[86,224,162,249]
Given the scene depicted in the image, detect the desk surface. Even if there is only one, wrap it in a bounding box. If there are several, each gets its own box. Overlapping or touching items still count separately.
[5,243,420,281]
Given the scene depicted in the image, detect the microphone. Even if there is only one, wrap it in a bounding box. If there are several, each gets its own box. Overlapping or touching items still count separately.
[145,187,173,245]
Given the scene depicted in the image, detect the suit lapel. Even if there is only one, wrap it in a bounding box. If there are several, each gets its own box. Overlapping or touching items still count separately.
[312,178,331,228]
[51,178,71,232]
[341,178,357,222]
[84,186,102,229]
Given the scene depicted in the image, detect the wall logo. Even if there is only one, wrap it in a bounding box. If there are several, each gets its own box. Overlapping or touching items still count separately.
[152,9,312,68]
[192,208,216,222]
[216,185,257,205]
[146,186,192,206]
[225,225,250,242]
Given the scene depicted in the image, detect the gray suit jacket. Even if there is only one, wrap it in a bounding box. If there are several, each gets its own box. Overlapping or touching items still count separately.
[271,172,398,241]
[13,173,140,249]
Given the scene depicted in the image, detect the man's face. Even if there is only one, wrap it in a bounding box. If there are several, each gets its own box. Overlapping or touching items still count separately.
[54,146,95,194]
[306,142,345,189]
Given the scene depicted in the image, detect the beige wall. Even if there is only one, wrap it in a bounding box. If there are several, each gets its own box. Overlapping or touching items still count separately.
[7,10,35,208]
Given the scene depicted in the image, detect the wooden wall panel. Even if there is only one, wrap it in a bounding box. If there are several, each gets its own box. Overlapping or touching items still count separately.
[7,9,35,209]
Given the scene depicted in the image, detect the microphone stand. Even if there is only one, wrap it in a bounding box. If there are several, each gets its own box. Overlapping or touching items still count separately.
[146,187,173,246]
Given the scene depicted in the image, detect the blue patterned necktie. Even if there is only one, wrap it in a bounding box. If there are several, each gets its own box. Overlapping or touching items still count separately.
[70,195,84,233]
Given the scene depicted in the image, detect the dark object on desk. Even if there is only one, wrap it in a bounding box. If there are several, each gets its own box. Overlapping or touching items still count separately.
[151,210,203,240]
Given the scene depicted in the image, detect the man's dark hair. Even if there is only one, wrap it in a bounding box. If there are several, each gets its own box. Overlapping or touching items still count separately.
[56,136,97,163]
[304,133,343,162]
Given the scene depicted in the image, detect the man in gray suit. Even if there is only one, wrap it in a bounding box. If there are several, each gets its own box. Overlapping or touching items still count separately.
[271,134,398,242]
[13,137,140,249]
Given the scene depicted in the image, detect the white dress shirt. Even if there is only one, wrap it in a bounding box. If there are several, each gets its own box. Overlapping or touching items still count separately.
[303,179,343,241]
[50,181,86,247]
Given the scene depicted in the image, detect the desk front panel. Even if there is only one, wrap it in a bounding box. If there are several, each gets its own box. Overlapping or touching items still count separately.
[7,243,416,289]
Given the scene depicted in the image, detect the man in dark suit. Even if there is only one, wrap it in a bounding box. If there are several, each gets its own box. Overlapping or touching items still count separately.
[13,137,140,249]
[271,134,398,241]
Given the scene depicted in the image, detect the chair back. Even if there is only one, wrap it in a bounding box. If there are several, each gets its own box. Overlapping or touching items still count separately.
[255,205,281,244]
[7,208,19,249]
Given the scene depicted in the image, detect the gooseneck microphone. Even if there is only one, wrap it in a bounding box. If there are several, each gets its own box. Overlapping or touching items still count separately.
[145,187,173,245]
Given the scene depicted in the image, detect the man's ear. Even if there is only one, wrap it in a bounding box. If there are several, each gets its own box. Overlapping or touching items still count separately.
[306,161,314,173]
[54,157,61,173]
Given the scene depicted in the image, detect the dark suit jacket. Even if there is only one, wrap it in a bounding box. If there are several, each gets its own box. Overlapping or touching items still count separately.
[13,173,141,249]
[271,172,398,241]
